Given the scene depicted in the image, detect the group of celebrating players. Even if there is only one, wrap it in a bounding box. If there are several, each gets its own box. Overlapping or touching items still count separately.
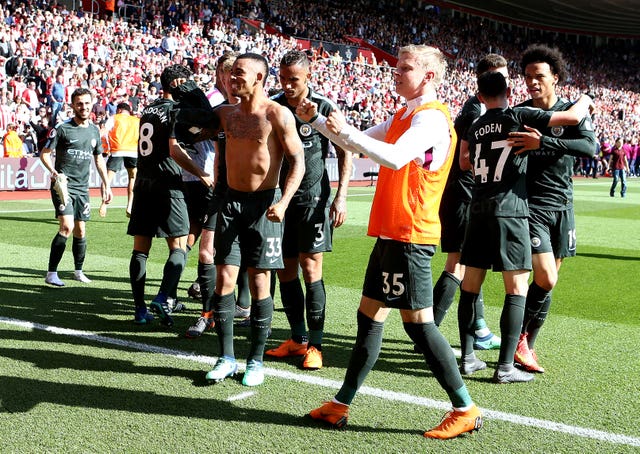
[40,41,595,440]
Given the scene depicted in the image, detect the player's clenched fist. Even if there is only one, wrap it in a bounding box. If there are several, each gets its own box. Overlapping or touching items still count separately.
[296,98,318,122]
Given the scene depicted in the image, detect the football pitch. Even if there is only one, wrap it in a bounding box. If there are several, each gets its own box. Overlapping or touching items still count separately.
[1,180,639,452]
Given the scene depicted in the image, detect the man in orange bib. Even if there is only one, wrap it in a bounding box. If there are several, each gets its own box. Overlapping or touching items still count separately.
[297,45,482,440]
[100,102,140,217]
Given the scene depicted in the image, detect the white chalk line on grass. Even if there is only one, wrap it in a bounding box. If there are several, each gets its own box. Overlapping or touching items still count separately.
[0,205,127,214]
[226,391,256,402]
[1,193,373,215]
[2,316,639,448]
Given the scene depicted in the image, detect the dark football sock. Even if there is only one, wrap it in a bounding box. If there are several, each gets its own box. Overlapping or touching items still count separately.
[159,248,187,296]
[404,321,470,408]
[279,278,307,342]
[522,281,551,334]
[305,279,326,348]
[48,233,67,272]
[213,292,236,359]
[498,294,526,366]
[457,290,478,357]
[248,296,274,363]
[335,311,384,405]
[129,250,148,309]
[236,266,250,309]
[433,271,461,326]
[527,293,552,349]
[197,261,216,313]
[71,236,87,271]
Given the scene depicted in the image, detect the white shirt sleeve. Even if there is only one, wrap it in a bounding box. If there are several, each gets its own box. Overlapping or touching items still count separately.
[312,109,451,171]
[104,116,115,134]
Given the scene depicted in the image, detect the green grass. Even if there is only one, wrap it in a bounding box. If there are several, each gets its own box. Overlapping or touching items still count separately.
[1,180,639,452]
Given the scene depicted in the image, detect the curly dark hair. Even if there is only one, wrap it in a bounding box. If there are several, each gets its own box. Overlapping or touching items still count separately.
[160,64,193,92]
[520,44,568,84]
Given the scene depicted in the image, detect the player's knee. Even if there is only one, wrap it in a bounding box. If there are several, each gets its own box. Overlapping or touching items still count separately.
[534,273,557,291]
[511,282,529,296]
[300,253,323,281]
[198,249,213,263]
[58,226,72,237]
[72,225,85,238]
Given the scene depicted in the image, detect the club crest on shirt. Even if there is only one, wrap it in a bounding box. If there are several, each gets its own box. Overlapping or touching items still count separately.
[48,128,57,139]
[299,124,313,137]
[531,237,542,248]
[550,126,564,137]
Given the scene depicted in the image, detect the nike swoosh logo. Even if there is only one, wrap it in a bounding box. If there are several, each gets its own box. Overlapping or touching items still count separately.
[313,241,324,248]
[269,258,279,264]
[69,139,79,143]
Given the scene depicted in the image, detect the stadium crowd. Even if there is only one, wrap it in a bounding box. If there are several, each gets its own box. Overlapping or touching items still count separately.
[1,0,639,168]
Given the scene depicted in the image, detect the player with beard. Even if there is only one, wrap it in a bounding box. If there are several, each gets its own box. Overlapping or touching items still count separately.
[40,88,113,287]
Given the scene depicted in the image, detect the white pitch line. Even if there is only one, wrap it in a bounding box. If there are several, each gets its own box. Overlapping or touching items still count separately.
[0,208,53,214]
[226,391,256,402]
[0,205,128,215]
[1,316,639,448]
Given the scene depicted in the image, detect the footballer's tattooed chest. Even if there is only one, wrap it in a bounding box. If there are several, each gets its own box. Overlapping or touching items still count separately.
[226,111,270,142]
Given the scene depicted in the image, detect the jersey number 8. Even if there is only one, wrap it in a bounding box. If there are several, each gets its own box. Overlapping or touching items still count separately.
[139,123,154,156]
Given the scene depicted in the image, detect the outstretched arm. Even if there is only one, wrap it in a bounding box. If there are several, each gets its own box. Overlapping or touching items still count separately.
[547,94,595,127]
[297,98,448,170]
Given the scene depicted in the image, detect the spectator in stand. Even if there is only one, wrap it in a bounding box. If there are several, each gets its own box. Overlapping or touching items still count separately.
[21,80,41,110]
[20,121,38,155]
[30,106,51,154]
[0,0,638,170]
[3,122,24,157]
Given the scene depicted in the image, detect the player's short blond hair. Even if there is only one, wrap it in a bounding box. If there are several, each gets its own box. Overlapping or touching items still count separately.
[217,51,239,74]
[398,45,447,86]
